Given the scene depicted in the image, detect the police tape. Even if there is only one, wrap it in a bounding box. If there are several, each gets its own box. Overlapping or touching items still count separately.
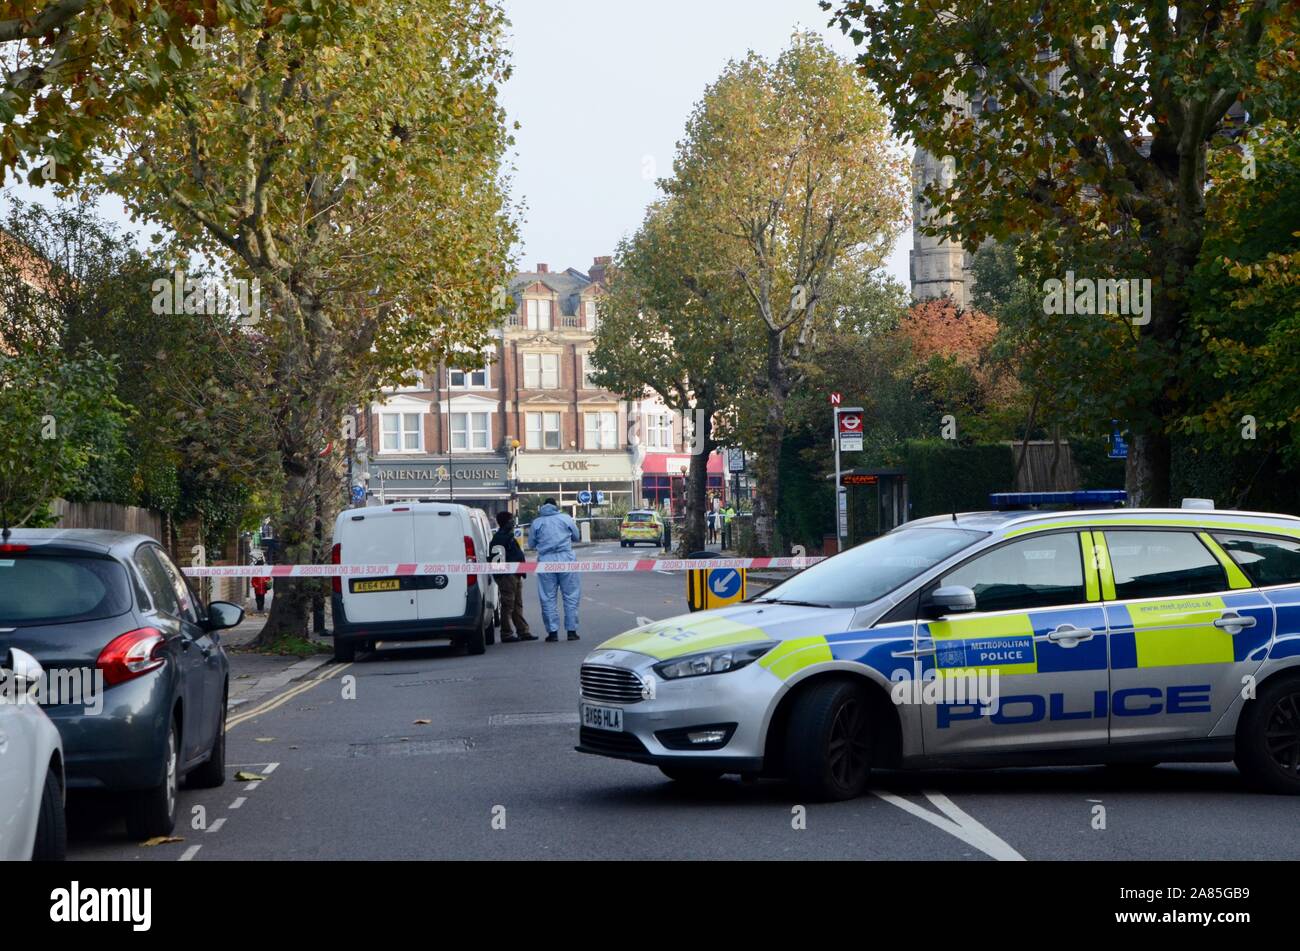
[182,556,824,578]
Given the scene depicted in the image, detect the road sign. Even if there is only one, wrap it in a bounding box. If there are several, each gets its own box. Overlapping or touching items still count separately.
[727,448,745,473]
[830,392,842,406]
[596,490,606,504]
[838,408,864,452]
[350,484,366,504]
[687,562,747,610]
[1109,422,1128,460]
[577,490,592,504]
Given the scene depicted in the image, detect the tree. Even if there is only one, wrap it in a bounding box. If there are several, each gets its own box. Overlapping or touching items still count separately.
[665,34,908,553]
[97,0,517,641]
[827,0,1299,505]
[590,200,753,554]
[0,344,126,531]
[0,1,355,182]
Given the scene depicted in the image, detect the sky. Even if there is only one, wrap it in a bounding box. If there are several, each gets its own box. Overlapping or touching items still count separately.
[500,0,913,287]
[3,0,914,290]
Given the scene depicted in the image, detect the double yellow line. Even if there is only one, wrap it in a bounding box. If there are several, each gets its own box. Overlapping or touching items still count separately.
[227,662,353,730]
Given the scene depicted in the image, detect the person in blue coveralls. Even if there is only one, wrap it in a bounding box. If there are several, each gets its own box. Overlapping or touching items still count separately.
[527,498,581,642]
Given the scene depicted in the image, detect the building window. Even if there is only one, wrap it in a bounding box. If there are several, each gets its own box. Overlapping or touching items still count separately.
[525,411,561,450]
[449,364,490,388]
[584,299,598,331]
[526,298,552,330]
[581,353,598,389]
[523,352,559,389]
[646,411,672,449]
[450,412,491,451]
[584,411,617,450]
[380,412,422,452]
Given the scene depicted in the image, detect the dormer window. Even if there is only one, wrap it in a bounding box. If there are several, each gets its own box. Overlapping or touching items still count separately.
[584,299,598,331]
[526,298,552,330]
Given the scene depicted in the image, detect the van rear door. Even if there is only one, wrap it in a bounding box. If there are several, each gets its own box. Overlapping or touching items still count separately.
[339,509,417,624]
[413,508,471,623]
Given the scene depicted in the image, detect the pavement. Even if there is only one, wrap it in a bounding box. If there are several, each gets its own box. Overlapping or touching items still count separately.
[63,542,1300,861]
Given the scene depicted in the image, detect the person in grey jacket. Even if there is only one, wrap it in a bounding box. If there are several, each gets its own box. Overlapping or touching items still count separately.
[527,499,581,641]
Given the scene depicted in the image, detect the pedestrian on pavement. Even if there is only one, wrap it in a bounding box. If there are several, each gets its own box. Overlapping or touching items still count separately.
[708,498,722,544]
[527,498,581,642]
[722,503,737,550]
[251,574,270,614]
[490,510,536,642]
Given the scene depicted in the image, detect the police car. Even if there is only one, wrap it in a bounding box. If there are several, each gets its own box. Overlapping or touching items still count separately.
[577,500,1300,800]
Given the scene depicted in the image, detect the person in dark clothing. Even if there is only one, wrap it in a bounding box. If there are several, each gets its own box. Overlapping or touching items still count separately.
[491,510,536,642]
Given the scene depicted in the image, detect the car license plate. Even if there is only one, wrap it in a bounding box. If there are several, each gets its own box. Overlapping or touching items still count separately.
[581,703,623,732]
[352,578,401,593]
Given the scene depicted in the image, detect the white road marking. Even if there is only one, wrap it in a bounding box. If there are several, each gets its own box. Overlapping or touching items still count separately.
[262,762,280,776]
[206,818,227,834]
[871,790,1025,861]
[244,781,261,791]
[179,845,202,861]
[229,797,247,810]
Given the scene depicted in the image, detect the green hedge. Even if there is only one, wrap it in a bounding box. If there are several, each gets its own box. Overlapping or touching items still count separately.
[904,440,1016,518]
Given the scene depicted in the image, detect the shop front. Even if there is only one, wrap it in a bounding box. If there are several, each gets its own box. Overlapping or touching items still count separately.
[640,451,726,514]
[515,452,637,517]
[367,455,511,515]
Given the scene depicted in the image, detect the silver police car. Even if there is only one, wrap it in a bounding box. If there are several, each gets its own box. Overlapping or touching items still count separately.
[577,506,1300,800]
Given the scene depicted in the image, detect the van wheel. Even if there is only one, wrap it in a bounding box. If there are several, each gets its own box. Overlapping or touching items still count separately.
[187,689,227,789]
[32,764,66,860]
[785,680,873,801]
[1236,676,1300,794]
[126,719,179,839]
[465,618,487,656]
[333,637,355,663]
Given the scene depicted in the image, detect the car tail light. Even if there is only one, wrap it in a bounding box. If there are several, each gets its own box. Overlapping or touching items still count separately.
[97,628,165,687]
[464,535,477,586]
[331,543,341,594]
[0,543,28,552]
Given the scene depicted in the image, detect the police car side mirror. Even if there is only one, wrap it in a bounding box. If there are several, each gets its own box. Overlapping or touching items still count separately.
[923,585,977,618]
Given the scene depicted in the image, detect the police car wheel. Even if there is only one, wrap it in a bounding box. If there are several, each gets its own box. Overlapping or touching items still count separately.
[785,680,873,801]
[1235,677,1300,794]
[659,766,724,785]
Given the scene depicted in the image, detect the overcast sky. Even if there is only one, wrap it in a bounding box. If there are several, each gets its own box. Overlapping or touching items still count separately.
[500,0,912,286]
[3,0,913,289]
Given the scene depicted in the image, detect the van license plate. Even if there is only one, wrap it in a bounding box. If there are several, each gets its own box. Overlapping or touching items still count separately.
[352,578,401,593]
[581,703,623,732]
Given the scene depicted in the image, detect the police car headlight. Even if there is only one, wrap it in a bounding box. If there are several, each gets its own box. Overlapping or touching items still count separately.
[653,643,773,680]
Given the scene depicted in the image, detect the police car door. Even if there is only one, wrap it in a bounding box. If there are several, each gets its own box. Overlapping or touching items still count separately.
[1097,529,1273,744]
[919,531,1109,757]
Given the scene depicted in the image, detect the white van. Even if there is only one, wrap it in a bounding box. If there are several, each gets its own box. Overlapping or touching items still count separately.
[330,502,499,661]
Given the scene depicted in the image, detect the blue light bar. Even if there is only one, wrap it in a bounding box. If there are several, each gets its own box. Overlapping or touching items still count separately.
[989,490,1128,510]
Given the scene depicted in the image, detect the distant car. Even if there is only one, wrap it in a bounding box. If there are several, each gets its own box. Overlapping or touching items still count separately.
[0,530,240,839]
[620,510,669,548]
[330,501,498,661]
[0,647,65,860]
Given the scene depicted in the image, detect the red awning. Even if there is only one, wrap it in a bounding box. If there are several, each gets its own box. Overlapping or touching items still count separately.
[641,453,724,475]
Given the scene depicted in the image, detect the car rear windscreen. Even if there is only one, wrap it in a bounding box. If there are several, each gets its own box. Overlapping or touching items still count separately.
[626,513,654,522]
[0,554,133,626]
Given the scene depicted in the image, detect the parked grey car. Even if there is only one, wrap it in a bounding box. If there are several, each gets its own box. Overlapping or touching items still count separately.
[0,529,241,838]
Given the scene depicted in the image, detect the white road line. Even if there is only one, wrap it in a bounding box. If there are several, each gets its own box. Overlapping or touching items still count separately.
[179,845,202,861]
[871,790,1025,861]
[206,818,227,834]
[229,797,247,810]
[262,762,280,776]
[244,781,261,791]
[655,570,673,576]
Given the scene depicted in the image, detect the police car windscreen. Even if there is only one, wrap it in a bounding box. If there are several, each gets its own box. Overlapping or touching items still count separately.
[763,528,985,608]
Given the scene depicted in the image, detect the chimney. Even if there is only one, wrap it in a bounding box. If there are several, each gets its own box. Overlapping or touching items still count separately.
[589,255,611,286]
[536,263,548,274]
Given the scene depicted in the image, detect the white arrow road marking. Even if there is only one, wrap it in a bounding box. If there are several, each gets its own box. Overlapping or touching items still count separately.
[711,570,737,593]
[871,789,1025,861]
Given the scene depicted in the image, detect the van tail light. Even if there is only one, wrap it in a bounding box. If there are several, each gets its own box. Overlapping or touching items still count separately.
[331,543,341,594]
[97,628,165,687]
[0,543,28,552]
[464,535,477,586]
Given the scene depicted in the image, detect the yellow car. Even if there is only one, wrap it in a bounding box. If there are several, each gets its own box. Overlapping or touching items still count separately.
[620,510,669,548]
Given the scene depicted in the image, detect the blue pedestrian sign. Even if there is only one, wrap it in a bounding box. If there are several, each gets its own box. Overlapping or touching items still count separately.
[577,490,592,505]
[350,484,366,503]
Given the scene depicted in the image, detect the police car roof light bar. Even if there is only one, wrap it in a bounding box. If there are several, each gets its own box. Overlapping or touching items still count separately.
[989,489,1128,510]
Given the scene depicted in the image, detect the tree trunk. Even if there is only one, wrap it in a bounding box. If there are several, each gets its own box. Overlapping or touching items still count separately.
[682,410,713,555]
[752,334,788,556]
[254,430,319,645]
[1125,431,1172,508]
